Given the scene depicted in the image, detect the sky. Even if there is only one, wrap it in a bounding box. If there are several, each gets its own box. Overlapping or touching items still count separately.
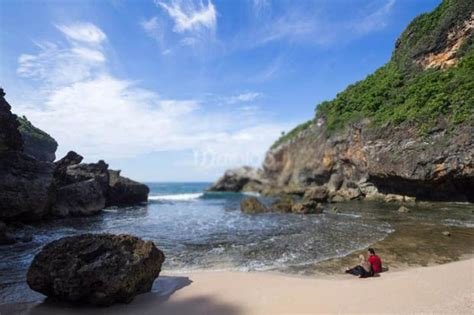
[0,0,442,182]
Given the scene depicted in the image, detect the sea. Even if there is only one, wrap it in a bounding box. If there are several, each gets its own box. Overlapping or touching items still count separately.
[1,182,473,304]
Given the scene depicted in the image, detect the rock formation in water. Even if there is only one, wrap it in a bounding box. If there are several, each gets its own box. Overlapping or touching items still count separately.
[107,170,150,207]
[27,234,165,306]
[0,88,150,242]
[210,0,474,203]
[208,166,266,192]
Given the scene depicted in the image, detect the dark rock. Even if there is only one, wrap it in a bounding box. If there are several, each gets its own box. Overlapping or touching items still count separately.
[0,221,16,245]
[27,234,165,306]
[291,201,323,214]
[106,170,149,207]
[303,186,328,202]
[0,88,23,153]
[51,179,106,217]
[17,116,58,162]
[270,195,295,212]
[0,152,55,222]
[240,197,268,214]
[54,151,83,171]
[56,160,109,190]
[52,157,110,217]
[208,166,265,192]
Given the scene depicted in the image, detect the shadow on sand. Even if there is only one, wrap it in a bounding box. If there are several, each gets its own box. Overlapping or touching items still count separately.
[0,276,242,315]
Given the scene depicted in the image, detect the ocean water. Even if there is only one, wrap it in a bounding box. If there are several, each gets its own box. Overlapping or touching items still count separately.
[1,182,473,304]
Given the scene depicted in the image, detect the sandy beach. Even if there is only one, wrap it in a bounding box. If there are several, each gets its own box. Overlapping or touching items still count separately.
[2,258,472,315]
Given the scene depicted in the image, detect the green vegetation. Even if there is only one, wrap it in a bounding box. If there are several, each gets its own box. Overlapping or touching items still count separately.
[17,116,58,150]
[272,0,474,147]
[271,120,313,149]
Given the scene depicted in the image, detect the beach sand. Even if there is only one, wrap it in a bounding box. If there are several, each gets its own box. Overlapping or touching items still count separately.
[2,258,473,315]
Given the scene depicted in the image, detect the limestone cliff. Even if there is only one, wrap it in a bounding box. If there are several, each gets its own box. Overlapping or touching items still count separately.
[210,0,474,202]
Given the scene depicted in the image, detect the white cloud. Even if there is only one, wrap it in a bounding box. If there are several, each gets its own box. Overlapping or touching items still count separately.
[17,41,105,86]
[56,22,106,44]
[227,92,262,104]
[141,16,164,42]
[352,0,396,35]
[156,0,216,33]
[15,21,290,172]
[251,0,396,47]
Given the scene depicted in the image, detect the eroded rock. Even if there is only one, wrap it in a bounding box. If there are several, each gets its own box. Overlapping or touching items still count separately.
[27,234,165,306]
[240,197,268,214]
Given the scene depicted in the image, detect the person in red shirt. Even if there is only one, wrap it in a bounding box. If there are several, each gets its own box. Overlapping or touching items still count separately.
[367,248,382,274]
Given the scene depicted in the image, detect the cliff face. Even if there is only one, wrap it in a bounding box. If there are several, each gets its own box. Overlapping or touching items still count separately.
[18,116,58,162]
[262,119,473,202]
[0,89,149,227]
[210,0,474,202]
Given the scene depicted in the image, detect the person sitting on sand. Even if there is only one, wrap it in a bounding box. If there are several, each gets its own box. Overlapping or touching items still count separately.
[367,248,382,274]
[345,254,372,278]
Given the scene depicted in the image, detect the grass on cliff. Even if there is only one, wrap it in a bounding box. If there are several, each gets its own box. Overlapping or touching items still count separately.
[17,116,58,149]
[272,0,474,147]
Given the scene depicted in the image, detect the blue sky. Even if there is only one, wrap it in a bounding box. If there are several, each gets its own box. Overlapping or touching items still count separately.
[0,0,441,181]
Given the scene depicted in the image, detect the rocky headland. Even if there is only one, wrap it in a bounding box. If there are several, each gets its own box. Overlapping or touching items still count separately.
[0,88,149,245]
[210,0,474,208]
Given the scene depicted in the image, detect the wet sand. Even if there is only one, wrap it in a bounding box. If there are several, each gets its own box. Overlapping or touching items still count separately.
[1,258,473,315]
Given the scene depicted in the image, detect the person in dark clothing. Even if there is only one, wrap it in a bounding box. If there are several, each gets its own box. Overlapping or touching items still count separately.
[345,254,373,278]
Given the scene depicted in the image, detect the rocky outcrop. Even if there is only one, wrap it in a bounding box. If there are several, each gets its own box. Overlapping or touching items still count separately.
[240,197,268,214]
[18,116,58,162]
[208,166,265,192]
[0,89,150,229]
[0,89,55,222]
[261,119,474,202]
[27,234,165,306]
[107,170,149,207]
[209,1,474,203]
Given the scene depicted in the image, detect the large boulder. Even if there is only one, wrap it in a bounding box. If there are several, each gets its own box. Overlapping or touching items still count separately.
[240,197,268,214]
[107,170,149,207]
[27,234,165,306]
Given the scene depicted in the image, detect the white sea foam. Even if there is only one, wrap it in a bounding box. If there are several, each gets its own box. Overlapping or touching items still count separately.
[243,191,261,197]
[149,193,203,201]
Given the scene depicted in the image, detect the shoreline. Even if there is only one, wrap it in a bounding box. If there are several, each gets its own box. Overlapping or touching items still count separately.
[2,258,473,314]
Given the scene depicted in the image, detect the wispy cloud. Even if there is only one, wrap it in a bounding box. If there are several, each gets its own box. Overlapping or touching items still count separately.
[227,92,262,104]
[351,0,397,35]
[55,22,106,44]
[140,16,170,54]
[249,0,396,47]
[15,22,290,170]
[156,0,216,33]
